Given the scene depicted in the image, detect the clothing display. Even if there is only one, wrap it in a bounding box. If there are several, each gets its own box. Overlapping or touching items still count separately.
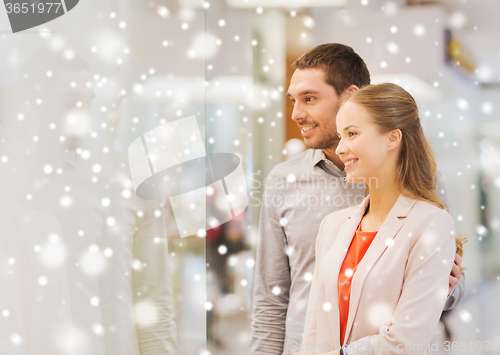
[29,151,177,355]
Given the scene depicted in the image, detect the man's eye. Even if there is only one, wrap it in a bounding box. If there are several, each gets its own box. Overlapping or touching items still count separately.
[305,97,315,102]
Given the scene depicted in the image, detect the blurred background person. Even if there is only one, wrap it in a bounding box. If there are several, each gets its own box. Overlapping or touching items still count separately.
[0,104,73,354]
[17,45,177,355]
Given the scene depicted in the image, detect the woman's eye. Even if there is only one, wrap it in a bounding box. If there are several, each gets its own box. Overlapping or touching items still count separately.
[349,132,356,137]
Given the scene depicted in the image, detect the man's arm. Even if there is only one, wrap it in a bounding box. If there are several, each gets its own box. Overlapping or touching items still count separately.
[436,170,465,311]
[444,253,465,311]
[249,176,291,355]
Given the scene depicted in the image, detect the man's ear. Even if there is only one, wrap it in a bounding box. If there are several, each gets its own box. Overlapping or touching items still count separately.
[343,85,360,95]
[387,129,403,151]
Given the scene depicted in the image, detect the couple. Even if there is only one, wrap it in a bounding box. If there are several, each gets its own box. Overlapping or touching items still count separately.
[250,44,465,355]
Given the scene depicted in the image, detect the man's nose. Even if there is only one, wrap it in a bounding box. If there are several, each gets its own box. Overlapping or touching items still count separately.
[291,104,306,122]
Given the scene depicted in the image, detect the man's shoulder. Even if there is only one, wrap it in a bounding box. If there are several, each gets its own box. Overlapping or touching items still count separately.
[267,149,316,179]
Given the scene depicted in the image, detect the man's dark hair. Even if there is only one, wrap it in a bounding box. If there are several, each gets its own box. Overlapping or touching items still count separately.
[293,43,371,96]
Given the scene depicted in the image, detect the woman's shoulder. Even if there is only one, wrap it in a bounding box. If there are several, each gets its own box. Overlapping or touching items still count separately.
[408,199,456,236]
[410,199,453,221]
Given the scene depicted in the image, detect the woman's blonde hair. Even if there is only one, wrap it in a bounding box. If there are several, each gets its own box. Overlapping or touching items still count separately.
[341,83,446,210]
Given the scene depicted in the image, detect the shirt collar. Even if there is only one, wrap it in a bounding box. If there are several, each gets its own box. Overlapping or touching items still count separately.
[310,149,325,167]
[310,149,345,178]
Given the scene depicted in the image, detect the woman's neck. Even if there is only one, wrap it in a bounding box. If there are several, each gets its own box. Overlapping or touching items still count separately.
[362,175,402,231]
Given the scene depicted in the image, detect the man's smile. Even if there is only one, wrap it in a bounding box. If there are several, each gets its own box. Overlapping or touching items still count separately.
[300,125,318,136]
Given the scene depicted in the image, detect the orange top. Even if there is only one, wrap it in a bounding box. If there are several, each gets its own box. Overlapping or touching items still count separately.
[338,224,378,345]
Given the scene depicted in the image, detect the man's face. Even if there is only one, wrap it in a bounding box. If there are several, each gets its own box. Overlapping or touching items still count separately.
[287,68,341,150]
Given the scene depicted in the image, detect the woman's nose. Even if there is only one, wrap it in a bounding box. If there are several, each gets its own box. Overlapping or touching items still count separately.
[335,139,346,156]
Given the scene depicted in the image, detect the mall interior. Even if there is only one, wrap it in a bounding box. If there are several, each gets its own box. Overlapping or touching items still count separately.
[0,0,499,354]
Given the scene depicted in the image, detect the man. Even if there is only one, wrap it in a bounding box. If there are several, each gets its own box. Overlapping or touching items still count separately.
[249,43,464,355]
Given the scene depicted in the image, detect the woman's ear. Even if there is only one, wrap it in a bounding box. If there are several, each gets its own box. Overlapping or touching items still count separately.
[387,129,402,151]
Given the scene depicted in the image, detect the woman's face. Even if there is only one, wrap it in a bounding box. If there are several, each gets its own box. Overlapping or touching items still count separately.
[335,101,395,185]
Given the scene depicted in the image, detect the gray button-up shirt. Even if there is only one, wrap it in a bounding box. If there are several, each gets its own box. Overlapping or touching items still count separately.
[249,149,464,355]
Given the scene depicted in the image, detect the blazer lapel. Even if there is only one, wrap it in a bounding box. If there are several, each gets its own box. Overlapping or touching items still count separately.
[343,194,418,344]
[325,196,370,346]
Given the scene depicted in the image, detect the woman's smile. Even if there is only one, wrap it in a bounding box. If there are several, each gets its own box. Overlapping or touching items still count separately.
[343,158,358,170]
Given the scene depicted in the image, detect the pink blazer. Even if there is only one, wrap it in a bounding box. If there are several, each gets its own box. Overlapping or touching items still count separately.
[301,194,455,355]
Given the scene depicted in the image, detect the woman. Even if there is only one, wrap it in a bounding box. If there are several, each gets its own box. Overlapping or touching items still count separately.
[295,83,457,355]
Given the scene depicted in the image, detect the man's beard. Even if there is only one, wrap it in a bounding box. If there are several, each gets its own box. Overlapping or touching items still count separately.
[303,129,339,150]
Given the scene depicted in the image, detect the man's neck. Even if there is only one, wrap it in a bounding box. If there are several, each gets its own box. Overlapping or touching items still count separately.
[322,146,344,171]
